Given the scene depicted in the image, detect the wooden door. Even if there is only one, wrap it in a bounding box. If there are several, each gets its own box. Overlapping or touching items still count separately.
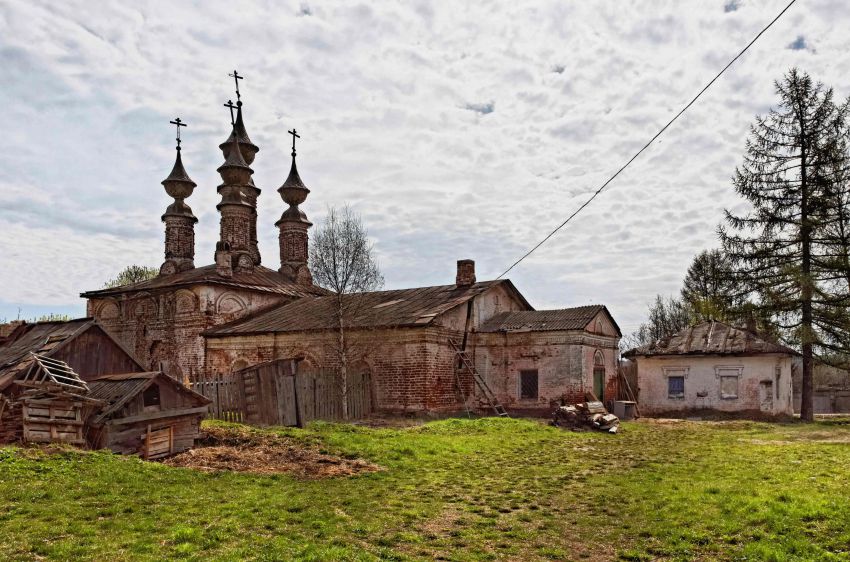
[593,367,605,401]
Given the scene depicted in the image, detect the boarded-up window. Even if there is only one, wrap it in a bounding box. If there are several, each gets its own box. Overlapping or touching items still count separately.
[715,367,742,399]
[520,370,538,400]
[668,376,685,399]
[719,376,739,399]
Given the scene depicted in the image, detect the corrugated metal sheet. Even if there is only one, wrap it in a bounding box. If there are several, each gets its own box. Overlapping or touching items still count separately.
[80,264,330,299]
[478,306,610,333]
[624,321,799,357]
[205,280,528,335]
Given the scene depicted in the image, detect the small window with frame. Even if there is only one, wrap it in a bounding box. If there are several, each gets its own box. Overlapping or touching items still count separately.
[520,370,538,400]
[667,376,685,399]
[663,367,688,399]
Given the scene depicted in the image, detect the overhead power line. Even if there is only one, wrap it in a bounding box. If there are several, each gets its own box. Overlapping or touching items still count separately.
[497,0,799,279]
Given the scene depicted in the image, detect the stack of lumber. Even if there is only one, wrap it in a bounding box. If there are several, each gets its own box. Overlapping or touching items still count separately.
[551,399,620,433]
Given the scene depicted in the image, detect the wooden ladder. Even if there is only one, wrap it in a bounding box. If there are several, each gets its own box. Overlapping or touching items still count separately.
[449,339,509,417]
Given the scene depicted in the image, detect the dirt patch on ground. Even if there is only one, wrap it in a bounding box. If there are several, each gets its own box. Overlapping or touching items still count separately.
[162,426,381,478]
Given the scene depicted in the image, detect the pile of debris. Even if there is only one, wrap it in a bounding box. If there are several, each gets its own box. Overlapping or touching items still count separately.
[552,398,620,433]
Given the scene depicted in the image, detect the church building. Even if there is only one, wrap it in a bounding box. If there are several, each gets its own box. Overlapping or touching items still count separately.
[81,80,621,415]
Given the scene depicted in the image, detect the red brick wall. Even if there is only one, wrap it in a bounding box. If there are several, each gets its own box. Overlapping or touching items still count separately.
[219,205,253,257]
[279,224,309,264]
[163,216,195,262]
[204,327,468,413]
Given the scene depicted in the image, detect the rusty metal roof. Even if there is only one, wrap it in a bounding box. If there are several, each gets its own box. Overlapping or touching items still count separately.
[87,371,210,422]
[623,321,798,358]
[80,264,330,299]
[205,280,531,336]
[478,305,620,335]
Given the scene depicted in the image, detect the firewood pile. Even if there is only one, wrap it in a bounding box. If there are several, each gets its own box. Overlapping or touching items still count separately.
[551,399,620,433]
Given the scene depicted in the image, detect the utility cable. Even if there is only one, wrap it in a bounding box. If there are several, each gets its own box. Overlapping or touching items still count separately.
[498,0,799,279]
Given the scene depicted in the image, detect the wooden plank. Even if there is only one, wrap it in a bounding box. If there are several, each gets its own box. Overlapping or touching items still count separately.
[105,406,210,426]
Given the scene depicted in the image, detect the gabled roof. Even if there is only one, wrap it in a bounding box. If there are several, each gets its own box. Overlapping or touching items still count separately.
[80,264,330,299]
[479,305,621,336]
[0,319,94,391]
[87,371,210,423]
[205,279,532,336]
[623,321,798,358]
[0,318,145,392]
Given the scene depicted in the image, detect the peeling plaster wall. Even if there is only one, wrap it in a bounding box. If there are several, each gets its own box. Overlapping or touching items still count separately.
[635,354,794,417]
[472,331,620,410]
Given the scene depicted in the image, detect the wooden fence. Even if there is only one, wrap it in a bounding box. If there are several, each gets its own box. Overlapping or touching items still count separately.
[190,375,244,422]
[190,359,373,427]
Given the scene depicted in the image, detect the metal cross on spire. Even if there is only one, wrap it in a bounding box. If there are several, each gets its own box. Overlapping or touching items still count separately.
[224,100,237,126]
[169,117,187,151]
[229,70,244,105]
[288,129,300,157]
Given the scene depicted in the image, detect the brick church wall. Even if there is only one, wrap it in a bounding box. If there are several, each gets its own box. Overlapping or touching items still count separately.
[204,326,468,412]
[87,286,289,382]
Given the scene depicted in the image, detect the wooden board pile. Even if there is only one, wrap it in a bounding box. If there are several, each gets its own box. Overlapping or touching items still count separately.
[551,400,620,433]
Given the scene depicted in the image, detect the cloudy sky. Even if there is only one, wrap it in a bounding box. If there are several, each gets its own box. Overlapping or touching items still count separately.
[1,0,848,334]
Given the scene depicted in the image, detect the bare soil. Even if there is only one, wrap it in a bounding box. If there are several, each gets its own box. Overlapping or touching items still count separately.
[162,425,381,478]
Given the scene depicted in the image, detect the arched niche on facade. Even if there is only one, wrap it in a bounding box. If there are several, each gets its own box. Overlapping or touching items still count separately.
[216,292,247,315]
[133,294,157,318]
[97,300,120,320]
[174,289,199,315]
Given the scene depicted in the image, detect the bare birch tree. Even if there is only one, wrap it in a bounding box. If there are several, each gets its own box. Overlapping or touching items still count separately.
[309,205,383,419]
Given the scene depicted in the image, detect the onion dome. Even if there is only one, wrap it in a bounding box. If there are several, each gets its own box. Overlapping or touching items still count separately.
[276,156,312,226]
[161,149,197,221]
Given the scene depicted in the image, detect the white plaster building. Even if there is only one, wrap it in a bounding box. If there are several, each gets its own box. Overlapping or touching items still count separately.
[624,321,797,417]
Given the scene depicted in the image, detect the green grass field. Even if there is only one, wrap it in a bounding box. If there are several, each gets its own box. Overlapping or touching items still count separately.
[1,417,849,561]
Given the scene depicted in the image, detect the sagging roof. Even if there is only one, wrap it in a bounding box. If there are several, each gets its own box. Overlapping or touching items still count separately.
[205,279,532,336]
[0,318,145,393]
[0,319,94,390]
[87,371,210,423]
[623,321,798,358]
[479,305,621,336]
[80,264,330,299]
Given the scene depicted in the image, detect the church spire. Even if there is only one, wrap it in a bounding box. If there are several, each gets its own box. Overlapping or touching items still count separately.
[214,73,262,272]
[160,118,198,276]
[275,128,313,285]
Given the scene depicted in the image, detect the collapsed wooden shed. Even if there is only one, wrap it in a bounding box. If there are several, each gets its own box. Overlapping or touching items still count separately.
[0,318,210,457]
[0,353,100,445]
[85,372,211,459]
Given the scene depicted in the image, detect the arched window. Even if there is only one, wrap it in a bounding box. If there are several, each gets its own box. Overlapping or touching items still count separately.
[594,350,605,366]
[593,350,606,401]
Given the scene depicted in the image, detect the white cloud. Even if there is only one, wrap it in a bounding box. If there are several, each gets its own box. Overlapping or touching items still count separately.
[1,0,849,332]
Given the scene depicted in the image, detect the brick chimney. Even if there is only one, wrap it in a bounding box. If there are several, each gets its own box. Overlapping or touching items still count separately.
[456,259,476,286]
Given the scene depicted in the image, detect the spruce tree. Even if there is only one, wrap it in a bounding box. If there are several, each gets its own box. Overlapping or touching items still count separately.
[681,249,739,322]
[719,69,850,421]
